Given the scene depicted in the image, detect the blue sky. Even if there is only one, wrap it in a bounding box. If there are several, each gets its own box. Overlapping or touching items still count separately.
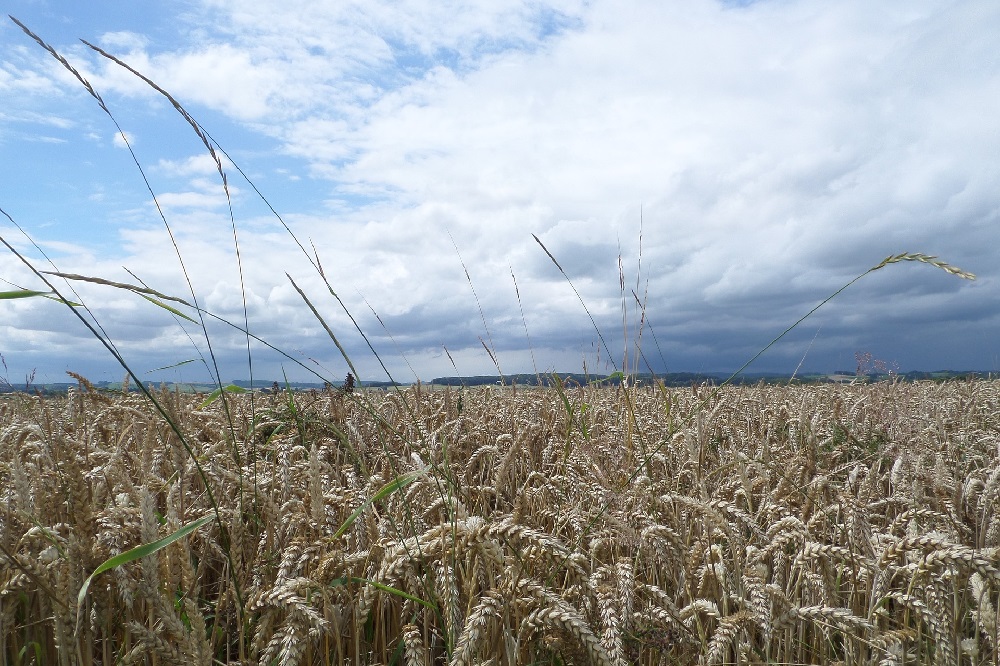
[1,0,998,386]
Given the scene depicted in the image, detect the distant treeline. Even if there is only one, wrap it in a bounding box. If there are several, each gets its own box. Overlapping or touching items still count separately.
[429,370,997,388]
[1,370,994,395]
[429,373,723,387]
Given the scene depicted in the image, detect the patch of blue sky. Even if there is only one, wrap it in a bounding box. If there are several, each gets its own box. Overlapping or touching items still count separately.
[6,92,345,260]
[6,1,186,49]
[3,137,139,253]
[384,5,585,80]
[395,45,460,78]
[7,138,199,260]
[227,164,360,222]
[532,5,586,41]
[465,8,584,63]
[194,128,366,217]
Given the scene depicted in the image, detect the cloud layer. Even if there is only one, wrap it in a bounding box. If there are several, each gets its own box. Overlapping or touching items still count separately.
[1,0,998,384]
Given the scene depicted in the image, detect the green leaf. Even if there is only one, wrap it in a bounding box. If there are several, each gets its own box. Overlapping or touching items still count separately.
[77,515,213,611]
[333,468,426,540]
[146,359,197,373]
[0,289,49,299]
[138,293,198,323]
[551,373,573,418]
[17,641,42,665]
[0,290,81,306]
[329,576,437,610]
[604,371,626,384]
[198,384,247,409]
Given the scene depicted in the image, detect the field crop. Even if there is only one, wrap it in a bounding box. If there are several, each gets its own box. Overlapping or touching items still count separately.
[3,378,999,665]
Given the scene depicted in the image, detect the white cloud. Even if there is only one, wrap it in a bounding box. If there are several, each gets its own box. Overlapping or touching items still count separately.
[155,190,231,210]
[112,130,134,147]
[98,31,149,52]
[156,153,231,178]
[0,110,74,128]
[0,57,65,96]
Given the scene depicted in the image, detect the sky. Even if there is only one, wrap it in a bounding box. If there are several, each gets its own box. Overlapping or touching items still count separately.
[1,0,998,386]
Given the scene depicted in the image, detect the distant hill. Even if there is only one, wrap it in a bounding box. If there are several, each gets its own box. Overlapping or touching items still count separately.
[1,370,995,395]
[427,370,997,387]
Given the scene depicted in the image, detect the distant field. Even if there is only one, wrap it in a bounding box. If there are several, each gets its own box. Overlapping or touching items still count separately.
[2,379,998,664]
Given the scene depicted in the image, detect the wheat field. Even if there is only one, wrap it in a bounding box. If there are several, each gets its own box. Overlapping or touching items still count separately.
[2,377,998,665]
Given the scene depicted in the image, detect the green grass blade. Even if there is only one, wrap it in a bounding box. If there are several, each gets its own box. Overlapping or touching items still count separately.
[333,468,426,540]
[0,289,50,299]
[0,289,82,306]
[146,359,197,373]
[198,384,248,409]
[330,576,437,611]
[551,373,574,422]
[77,514,213,610]
[593,371,625,386]
[138,293,198,323]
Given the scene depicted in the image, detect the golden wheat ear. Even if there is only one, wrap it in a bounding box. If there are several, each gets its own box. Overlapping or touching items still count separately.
[872,252,975,280]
